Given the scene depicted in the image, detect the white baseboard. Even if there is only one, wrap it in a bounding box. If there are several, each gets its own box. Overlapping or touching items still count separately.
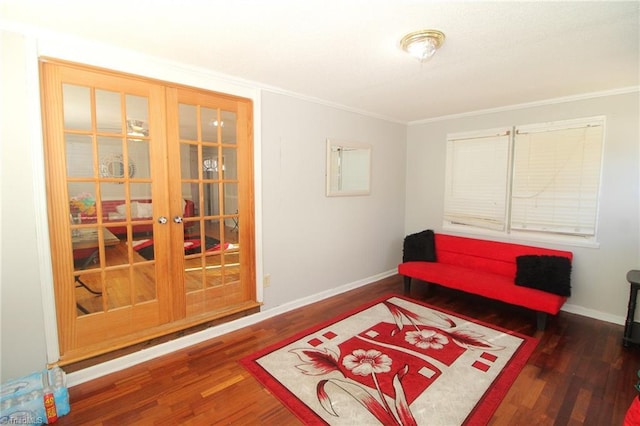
[66,269,397,387]
[67,270,624,388]
[561,302,625,326]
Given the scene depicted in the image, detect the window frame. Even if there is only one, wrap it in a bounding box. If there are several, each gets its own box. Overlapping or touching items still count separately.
[443,127,512,231]
[443,116,605,248]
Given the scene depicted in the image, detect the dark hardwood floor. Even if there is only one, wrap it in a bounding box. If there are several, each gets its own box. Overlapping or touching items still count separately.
[57,275,640,425]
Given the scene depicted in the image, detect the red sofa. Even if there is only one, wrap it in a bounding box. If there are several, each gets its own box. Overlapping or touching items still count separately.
[80,199,196,236]
[398,232,573,330]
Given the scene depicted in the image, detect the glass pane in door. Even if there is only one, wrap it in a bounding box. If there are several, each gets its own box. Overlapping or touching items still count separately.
[66,135,94,178]
[98,136,124,180]
[220,110,237,144]
[129,139,150,178]
[62,83,158,317]
[180,143,199,180]
[223,183,238,216]
[202,145,219,177]
[201,107,218,142]
[178,102,236,316]
[126,94,149,136]
[203,183,219,216]
[96,89,121,133]
[179,104,197,140]
[221,147,237,179]
[63,84,91,130]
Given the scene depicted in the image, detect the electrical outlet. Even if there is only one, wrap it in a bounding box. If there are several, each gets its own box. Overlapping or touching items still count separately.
[263,274,271,288]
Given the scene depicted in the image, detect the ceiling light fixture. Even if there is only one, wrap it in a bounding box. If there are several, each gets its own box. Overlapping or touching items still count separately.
[400,29,445,62]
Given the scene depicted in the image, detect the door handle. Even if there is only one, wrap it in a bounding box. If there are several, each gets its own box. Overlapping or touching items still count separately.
[173,216,183,223]
[157,216,168,224]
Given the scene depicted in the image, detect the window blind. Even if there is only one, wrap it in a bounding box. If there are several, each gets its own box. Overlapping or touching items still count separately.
[444,129,511,231]
[511,118,604,236]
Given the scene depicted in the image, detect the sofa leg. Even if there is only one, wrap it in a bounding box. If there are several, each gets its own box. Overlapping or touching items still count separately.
[536,312,548,331]
[403,276,412,293]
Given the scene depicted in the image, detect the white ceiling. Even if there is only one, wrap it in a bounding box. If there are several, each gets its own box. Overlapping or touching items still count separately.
[2,0,639,123]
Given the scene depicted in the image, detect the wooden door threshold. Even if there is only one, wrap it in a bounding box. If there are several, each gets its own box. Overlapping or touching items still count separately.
[59,302,261,373]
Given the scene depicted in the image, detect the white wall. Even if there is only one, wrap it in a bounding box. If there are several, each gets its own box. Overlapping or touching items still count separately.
[260,92,406,308]
[0,28,406,382]
[1,31,49,380]
[405,92,640,324]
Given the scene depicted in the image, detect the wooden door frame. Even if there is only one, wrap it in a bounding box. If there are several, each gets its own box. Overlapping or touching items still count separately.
[39,58,261,366]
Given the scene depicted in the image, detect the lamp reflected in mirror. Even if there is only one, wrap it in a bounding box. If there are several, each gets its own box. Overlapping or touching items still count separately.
[326,139,371,196]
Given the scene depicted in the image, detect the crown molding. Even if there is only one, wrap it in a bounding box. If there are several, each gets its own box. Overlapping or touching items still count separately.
[409,86,640,126]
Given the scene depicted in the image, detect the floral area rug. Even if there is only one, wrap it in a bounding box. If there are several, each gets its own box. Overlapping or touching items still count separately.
[240,294,538,425]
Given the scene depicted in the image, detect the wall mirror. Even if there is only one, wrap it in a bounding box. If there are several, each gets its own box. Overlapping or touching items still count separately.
[326,139,371,196]
[99,154,136,178]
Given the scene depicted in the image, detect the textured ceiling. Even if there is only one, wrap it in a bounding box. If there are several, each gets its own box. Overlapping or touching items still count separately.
[2,0,639,122]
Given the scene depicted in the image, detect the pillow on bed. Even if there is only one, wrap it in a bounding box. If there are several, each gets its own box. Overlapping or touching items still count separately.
[115,203,127,215]
[402,229,436,262]
[136,202,153,218]
[515,255,572,296]
[116,202,139,218]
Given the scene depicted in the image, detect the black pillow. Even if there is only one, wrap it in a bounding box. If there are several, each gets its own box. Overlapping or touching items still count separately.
[402,230,436,262]
[515,255,572,296]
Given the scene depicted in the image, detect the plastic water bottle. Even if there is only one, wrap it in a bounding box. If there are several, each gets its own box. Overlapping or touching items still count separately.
[42,371,58,423]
